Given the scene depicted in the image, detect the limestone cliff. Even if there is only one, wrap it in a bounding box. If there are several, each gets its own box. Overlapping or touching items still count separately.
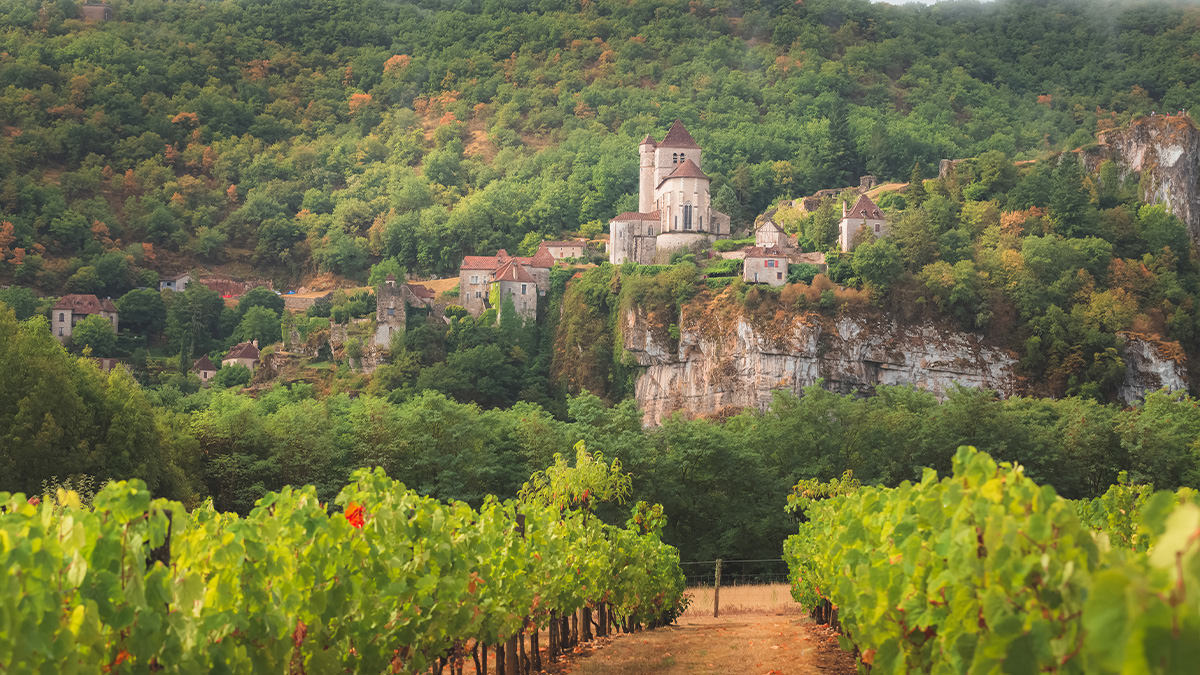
[1088,115,1200,243]
[623,299,1023,426]
[1116,333,1188,405]
[622,297,1188,426]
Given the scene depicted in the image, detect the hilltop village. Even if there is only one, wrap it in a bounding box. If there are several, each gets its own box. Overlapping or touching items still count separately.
[454,120,895,319]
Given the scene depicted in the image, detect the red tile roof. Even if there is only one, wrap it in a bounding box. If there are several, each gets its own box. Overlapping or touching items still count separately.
[52,294,116,315]
[461,247,544,271]
[225,341,259,361]
[658,158,709,187]
[494,260,536,283]
[743,246,788,259]
[845,194,884,220]
[193,355,216,372]
[529,246,555,268]
[611,211,660,221]
[660,119,700,149]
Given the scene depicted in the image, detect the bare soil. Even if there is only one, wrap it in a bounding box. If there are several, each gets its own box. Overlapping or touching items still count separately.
[551,614,857,675]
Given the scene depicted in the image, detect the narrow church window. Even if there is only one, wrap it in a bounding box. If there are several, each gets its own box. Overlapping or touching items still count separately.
[699,215,703,229]
[680,153,686,163]
[683,204,692,230]
[672,152,678,164]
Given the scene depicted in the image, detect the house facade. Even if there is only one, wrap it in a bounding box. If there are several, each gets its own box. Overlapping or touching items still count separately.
[51,294,118,342]
[458,247,552,317]
[839,193,888,252]
[159,272,191,292]
[193,355,217,382]
[742,247,789,286]
[493,260,539,320]
[542,240,586,259]
[609,120,731,264]
[754,219,792,251]
[222,341,260,371]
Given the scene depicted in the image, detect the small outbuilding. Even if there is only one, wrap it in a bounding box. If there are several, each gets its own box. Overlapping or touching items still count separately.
[742,246,789,287]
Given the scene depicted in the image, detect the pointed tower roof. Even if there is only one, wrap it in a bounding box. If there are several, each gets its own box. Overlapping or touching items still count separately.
[660,119,700,149]
[658,158,709,187]
[844,193,884,220]
[639,133,657,147]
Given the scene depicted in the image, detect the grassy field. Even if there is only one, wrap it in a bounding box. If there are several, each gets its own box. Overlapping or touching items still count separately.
[681,583,803,619]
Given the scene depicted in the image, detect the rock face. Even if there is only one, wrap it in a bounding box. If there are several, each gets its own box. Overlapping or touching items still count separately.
[623,303,1023,426]
[623,303,1190,426]
[1117,333,1188,404]
[1088,115,1200,243]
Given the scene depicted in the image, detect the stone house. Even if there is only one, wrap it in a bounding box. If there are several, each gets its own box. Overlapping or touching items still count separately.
[458,247,552,317]
[222,340,260,371]
[839,193,888,252]
[493,260,539,320]
[51,294,118,342]
[541,240,586,260]
[193,355,217,383]
[159,272,191,292]
[609,120,731,264]
[742,247,789,286]
[373,275,440,347]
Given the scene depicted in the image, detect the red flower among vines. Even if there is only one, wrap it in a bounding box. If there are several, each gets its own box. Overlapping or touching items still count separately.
[345,502,365,529]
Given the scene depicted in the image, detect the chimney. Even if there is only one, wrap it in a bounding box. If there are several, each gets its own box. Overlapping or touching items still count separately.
[842,201,847,217]
[252,339,258,348]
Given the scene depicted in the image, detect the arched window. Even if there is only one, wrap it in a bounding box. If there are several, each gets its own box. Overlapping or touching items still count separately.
[672,152,678,164]
[680,152,686,163]
[682,204,693,230]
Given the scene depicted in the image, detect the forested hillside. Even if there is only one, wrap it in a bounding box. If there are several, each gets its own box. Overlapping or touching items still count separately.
[3,0,1200,291]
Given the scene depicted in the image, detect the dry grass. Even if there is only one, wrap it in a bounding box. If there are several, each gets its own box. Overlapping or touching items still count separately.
[680,583,803,619]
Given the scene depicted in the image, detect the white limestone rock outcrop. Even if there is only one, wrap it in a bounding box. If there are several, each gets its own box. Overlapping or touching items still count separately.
[623,303,1191,426]
[1087,115,1200,244]
[623,304,1021,427]
[1117,333,1188,404]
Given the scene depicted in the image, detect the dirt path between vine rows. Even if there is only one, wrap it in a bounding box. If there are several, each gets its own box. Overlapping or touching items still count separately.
[553,613,858,675]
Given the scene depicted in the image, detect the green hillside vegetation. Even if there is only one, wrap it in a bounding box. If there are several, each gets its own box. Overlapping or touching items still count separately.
[3,0,1200,292]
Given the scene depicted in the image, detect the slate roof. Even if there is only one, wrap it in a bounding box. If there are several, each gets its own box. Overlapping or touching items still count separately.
[743,246,788,259]
[225,341,260,361]
[660,119,700,149]
[845,194,884,220]
[52,294,116,314]
[611,211,660,221]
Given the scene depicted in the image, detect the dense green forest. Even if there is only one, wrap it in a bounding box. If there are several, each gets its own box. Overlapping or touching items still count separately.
[5,0,1200,561]
[3,0,1200,290]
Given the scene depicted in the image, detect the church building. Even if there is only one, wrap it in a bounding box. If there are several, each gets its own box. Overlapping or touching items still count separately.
[608,120,731,264]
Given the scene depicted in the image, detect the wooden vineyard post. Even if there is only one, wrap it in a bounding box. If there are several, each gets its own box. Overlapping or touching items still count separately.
[713,558,722,618]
